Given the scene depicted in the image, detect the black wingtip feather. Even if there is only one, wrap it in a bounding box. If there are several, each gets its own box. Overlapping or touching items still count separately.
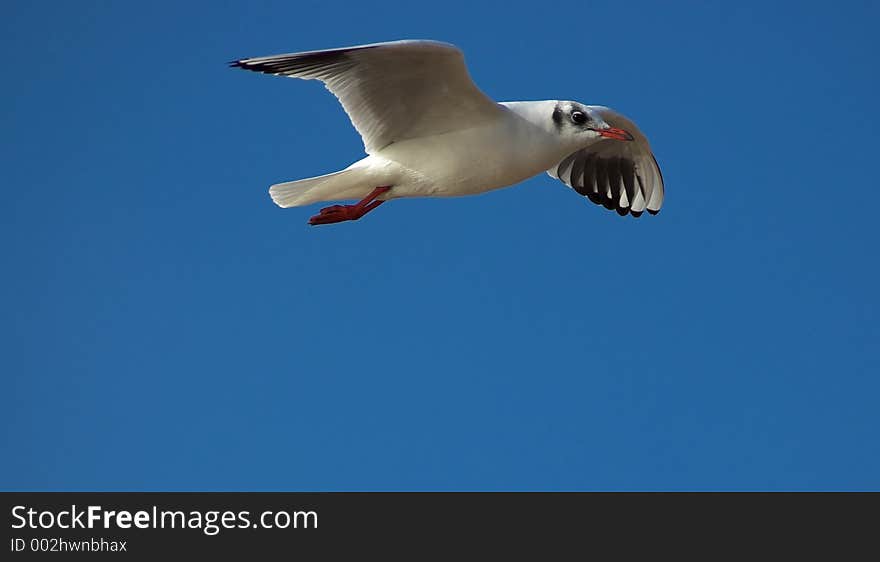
[561,153,662,219]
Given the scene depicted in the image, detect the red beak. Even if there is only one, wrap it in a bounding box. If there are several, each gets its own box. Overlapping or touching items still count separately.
[594,127,634,141]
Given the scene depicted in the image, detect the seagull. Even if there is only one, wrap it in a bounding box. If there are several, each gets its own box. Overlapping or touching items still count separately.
[230,40,664,225]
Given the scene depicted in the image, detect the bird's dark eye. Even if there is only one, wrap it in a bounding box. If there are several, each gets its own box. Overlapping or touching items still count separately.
[571,111,588,125]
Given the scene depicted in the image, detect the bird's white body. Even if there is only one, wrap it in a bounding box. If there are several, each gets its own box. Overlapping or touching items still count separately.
[231,40,664,221]
[305,101,573,205]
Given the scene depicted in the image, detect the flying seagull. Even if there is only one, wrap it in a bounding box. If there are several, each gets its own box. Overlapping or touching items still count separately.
[230,40,664,225]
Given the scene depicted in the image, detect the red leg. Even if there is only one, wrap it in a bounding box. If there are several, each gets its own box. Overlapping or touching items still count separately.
[309,186,392,226]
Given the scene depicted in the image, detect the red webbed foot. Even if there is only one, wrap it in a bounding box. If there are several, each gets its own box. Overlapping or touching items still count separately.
[308,186,391,226]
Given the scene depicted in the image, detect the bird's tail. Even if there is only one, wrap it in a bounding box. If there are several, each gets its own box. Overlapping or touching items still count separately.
[269,166,372,208]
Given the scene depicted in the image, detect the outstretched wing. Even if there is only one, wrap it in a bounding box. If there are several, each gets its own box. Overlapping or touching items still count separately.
[230,40,505,153]
[548,106,664,217]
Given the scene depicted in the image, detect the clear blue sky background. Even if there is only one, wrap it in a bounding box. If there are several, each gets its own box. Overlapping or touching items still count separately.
[3,1,878,491]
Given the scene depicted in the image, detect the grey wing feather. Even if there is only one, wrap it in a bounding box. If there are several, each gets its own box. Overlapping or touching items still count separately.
[230,40,504,153]
[547,106,664,217]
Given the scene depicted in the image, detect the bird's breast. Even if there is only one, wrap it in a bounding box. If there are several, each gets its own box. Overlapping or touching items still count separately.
[375,118,564,197]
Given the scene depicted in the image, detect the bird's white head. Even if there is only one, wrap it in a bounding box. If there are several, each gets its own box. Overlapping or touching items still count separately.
[551,101,634,145]
[504,100,634,151]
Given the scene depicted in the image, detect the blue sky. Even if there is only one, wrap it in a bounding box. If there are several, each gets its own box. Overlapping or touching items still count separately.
[3,1,878,490]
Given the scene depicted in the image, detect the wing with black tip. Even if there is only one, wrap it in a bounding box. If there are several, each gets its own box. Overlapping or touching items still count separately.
[548,106,664,217]
[231,40,504,153]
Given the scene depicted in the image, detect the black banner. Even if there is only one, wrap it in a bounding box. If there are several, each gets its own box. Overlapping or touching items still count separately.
[1,493,874,557]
